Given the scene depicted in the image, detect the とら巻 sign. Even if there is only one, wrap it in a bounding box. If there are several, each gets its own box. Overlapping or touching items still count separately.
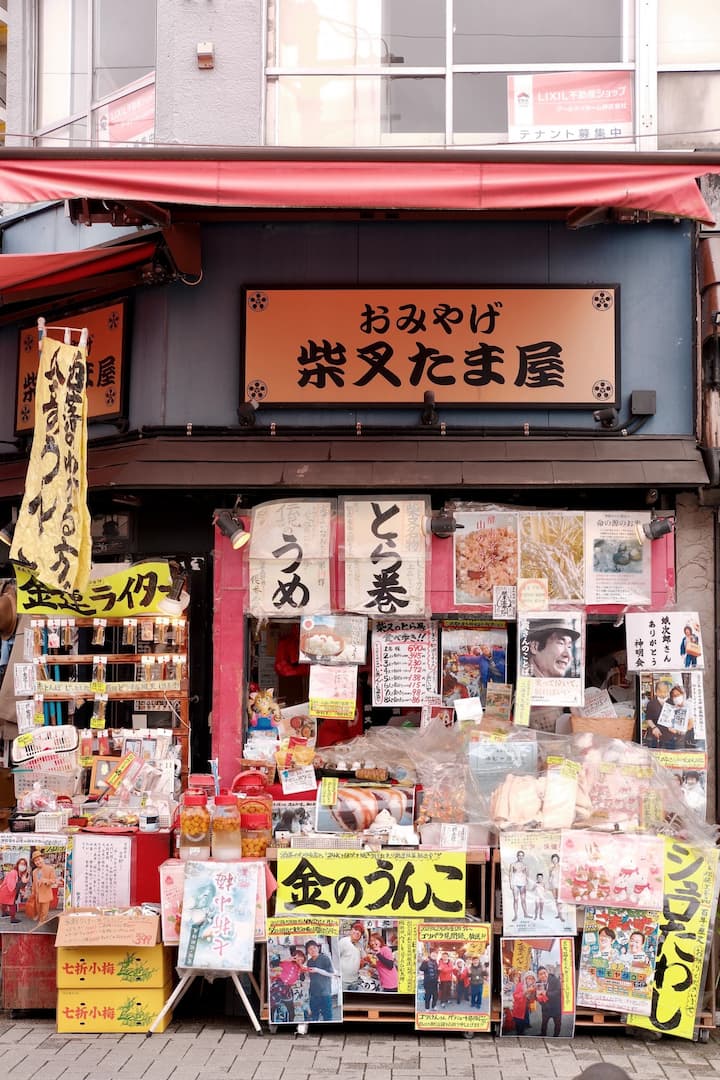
[242,286,618,408]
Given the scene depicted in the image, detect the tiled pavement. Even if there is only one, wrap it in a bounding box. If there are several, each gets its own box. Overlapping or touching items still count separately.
[0,1019,718,1080]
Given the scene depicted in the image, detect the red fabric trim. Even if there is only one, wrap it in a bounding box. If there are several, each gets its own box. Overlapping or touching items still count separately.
[0,241,158,296]
[0,159,713,222]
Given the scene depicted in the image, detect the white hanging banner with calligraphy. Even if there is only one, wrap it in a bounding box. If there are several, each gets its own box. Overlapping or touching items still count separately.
[11,334,92,596]
[371,620,438,707]
[342,497,429,617]
[625,611,705,672]
[248,499,334,617]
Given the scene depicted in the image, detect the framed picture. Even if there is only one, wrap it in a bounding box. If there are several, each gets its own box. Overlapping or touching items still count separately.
[89,755,121,797]
[123,737,142,757]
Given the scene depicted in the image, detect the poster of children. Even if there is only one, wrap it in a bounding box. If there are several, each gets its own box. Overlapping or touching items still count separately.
[499,832,577,936]
[266,918,342,1025]
[578,907,659,1016]
[415,923,492,1032]
[559,832,664,911]
[501,937,576,1037]
[440,621,508,707]
[338,918,404,993]
[0,834,67,933]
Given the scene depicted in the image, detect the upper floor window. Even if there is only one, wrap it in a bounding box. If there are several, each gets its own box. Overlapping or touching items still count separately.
[265,0,633,148]
[35,0,156,145]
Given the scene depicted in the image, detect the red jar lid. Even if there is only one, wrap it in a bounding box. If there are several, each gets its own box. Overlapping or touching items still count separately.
[214,794,238,806]
[183,793,208,806]
[241,812,270,830]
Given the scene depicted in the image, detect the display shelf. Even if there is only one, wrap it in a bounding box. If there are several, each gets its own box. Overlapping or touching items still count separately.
[26,616,191,783]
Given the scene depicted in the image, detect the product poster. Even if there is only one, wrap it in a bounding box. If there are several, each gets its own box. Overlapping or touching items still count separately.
[578,907,659,1016]
[559,831,664,911]
[627,840,719,1040]
[517,611,584,707]
[584,512,652,605]
[275,849,466,919]
[499,832,577,937]
[159,859,268,946]
[639,670,706,751]
[452,510,519,606]
[272,800,317,840]
[371,620,438,707]
[308,663,358,719]
[518,511,585,603]
[0,833,68,933]
[299,615,368,665]
[484,683,514,725]
[267,917,343,1025]
[339,917,415,994]
[248,499,334,617]
[177,860,260,971]
[500,937,576,1037]
[315,783,415,835]
[342,497,429,617]
[652,750,708,817]
[415,922,492,1031]
[625,611,704,672]
[440,620,508,706]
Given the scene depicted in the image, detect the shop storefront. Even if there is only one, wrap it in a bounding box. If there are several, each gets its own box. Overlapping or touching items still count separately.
[0,150,716,1038]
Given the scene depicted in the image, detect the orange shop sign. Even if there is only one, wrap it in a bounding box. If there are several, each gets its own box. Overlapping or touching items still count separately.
[16,299,127,434]
[242,287,618,408]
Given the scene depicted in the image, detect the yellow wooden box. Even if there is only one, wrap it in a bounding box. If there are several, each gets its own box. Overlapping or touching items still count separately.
[56,983,173,1033]
[57,944,173,988]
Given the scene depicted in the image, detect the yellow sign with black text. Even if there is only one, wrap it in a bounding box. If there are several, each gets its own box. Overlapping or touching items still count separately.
[15,560,174,618]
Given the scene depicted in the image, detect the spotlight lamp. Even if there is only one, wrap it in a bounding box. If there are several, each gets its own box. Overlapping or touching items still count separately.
[214,509,251,550]
[429,512,464,540]
[634,517,674,544]
[592,406,619,429]
[421,390,439,427]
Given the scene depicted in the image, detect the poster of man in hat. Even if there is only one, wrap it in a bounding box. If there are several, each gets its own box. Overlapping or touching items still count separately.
[517,612,584,707]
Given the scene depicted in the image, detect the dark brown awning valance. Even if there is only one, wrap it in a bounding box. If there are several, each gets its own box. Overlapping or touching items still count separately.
[0,434,708,500]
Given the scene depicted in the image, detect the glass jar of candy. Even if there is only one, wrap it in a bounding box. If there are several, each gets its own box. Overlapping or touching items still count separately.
[179,793,211,860]
[211,793,243,860]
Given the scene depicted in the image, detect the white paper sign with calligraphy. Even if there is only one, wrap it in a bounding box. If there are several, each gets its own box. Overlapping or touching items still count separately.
[11,335,92,595]
[625,612,704,672]
[371,620,438,707]
[343,497,429,617]
[248,500,333,617]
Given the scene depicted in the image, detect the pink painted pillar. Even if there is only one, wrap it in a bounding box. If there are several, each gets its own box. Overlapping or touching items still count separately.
[211,528,249,789]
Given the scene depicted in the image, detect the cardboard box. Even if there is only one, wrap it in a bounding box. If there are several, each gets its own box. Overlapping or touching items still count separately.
[56,983,173,1033]
[55,909,160,949]
[57,944,173,988]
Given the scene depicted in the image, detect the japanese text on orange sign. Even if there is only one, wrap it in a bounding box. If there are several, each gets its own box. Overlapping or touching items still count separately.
[275,849,466,918]
[243,288,617,407]
[627,840,719,1040]
[16,302,125,433]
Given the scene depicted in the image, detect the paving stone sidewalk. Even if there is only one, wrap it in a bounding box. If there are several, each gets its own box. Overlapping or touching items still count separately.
[0,1020,717,1080]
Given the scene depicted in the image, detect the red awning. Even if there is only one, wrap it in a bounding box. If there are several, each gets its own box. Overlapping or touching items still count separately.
[0,153,716,223]
[0,241,158,300]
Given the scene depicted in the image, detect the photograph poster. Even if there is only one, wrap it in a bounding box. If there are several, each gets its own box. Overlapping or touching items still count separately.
[500,831,577,936]
[453,510,519,606]
[267,917,343,1025]
[177,860,260,970]
[415,922,492,1032]
[517,611,584,707]
[652,750,708,817]
[518,511,585,603]
[441,620,508,707]
[501,937,576,1037]
[0,834,67,933]
[339,917,417,994]
[639,670,706,751]
[578,907,659,1016]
